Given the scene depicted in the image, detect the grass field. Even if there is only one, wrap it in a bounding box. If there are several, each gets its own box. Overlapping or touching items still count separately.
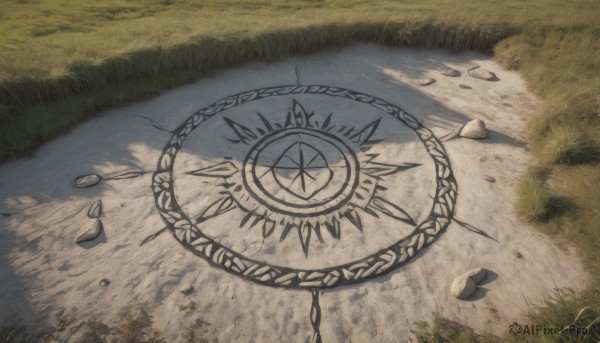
[1,0,599,341]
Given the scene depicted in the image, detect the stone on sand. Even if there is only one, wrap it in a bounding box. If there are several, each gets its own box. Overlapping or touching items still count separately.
[441,68,460,77]
[483,175,496,183]
[463,267,487,284]
[87,200,102,218]
[468,67,496,81]
[459,119,487,139]
[419,78,436,86]
[74,174,102,188]
[450,274,477,299]
[75,219,103,243]
[180,284,194,294]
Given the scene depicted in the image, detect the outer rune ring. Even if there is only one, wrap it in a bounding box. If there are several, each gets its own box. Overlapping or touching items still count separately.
[152,85,457,289]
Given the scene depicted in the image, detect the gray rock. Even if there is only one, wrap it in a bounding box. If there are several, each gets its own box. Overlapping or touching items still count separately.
[419,78,436,86]
[459,119,487,139]
[180,284,194,294]
[87,200,102,218]
[99,279,110,287]
[441,68,460,77]
[450,274,477,299]
[75,219,103,243]
[463,267,487,284]
[479,156,487,162]
[468,67,496,81]
[74,174,102,188]
[483,175,496,182]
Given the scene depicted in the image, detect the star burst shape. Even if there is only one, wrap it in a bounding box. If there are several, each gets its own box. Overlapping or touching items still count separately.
[186,99,421,256]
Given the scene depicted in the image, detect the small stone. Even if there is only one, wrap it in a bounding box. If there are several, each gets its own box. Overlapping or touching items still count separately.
[450,274,477,299]
[99,279,110,287]
[441,68,460,77]
[459,119,487,139]
[463,267,487,284]
[483,175,496,182]
[180,284,194,295]
[75,219,103,243]
[74,174,102,188]
[87,200,102,218]
[479,156,487,162]
[459,84,472,89]
[419,78,436,86]
[468,67,496,81]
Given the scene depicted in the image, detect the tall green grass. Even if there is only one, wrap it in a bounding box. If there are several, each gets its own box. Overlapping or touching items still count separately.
[0,20,513,110]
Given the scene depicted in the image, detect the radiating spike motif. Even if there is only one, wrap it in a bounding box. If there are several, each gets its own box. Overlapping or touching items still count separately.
[362,161,421,177]
[324,217,341,239]
[341,209,363,232]
[368,196,416,226]
[453,218,498,242]
[348,118,381,145]
[343,126,355,136]
[256,112,274,132]
[280,221,298,242]
[299,224,312,257]
[321,113,333,130]
[240,211,255,228]
[135,114,172,133]
[284,108,294,128]
[262,218,277,238]
[250,211,266,228]
[196,197,237,224]
[105,171,149,180]
[186,162,239,178]
[304,222,324,243]
[360,205,380,219]
[313,223,324,243]
[223,117,258,144]
[292,99,308,127]
[139,227,168,246]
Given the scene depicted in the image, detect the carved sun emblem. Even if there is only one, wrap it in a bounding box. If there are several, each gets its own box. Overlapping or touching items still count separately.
[186,99,421,256]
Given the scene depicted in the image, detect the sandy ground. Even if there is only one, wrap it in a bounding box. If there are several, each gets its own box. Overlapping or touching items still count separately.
[0,44,588,342]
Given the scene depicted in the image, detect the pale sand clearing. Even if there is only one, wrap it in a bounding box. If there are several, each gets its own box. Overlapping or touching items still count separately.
[0,44,588,342]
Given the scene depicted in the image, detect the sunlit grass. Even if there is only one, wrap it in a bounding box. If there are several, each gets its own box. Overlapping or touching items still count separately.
[517,171,553,221]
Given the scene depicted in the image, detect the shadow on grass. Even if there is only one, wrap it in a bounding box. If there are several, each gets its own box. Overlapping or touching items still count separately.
[559,145,600,166]
[540,195,578,223]
[522,194,578,225]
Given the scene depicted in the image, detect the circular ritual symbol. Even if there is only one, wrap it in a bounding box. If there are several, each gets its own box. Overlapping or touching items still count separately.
[243,128,359,216]
[152,85,457,290]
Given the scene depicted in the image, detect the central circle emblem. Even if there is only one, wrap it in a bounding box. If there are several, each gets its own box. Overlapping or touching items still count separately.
[272,140,333,200]
[243,128,359,215]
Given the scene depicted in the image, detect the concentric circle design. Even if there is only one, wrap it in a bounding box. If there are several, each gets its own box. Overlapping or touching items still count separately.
[152,85,457,289]
[243,128,359,216]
